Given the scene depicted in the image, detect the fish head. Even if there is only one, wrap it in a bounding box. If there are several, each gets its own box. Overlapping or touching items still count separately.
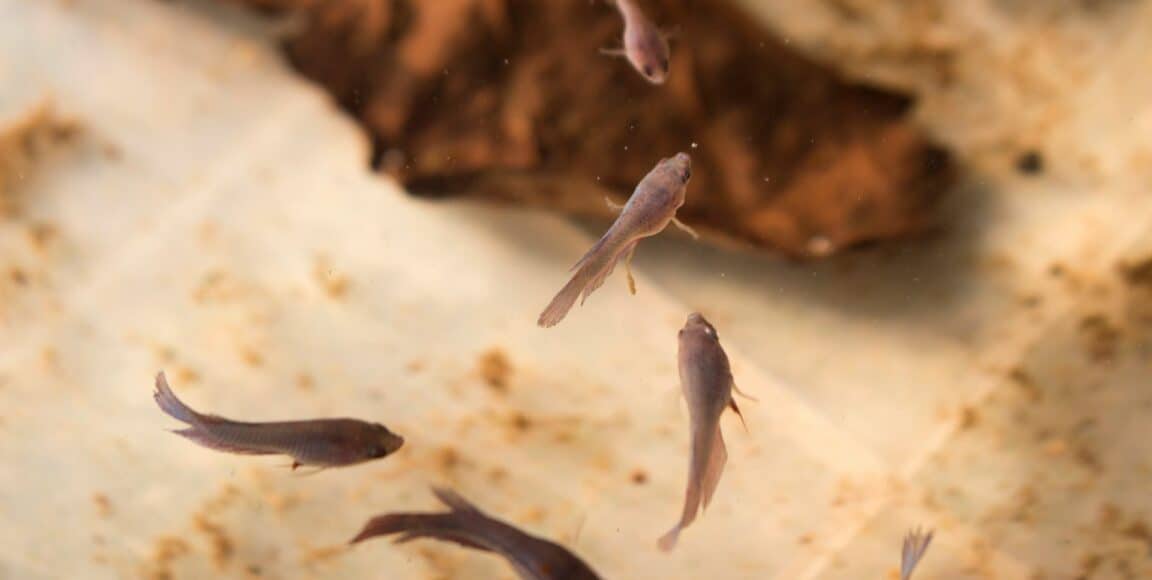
[680,311,717,341]
[658,152,692,185]
[628,32,670,84]
[368,424,405,458]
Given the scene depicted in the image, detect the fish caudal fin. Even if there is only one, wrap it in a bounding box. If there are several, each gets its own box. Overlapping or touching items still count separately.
[538,237,626,328]
[656,525,682,552]
[660,425,726,552]
[350,488,494,553]
[153,371,200,425]
[900,527,934,580]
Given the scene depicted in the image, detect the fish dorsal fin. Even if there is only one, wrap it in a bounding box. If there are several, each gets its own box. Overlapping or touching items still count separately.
[432,486,483,515]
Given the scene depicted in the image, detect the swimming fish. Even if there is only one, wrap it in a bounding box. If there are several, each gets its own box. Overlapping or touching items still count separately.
[658,312,744,551]
[153,371,404,469]
[602,0,672,84]
[537,152,696,328]
[900,527,934,580]
[351,487,601,580]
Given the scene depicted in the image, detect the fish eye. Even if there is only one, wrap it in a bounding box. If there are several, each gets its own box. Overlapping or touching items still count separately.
[660,58,670,72]
[681,167,692,182]
[642,64,655,77]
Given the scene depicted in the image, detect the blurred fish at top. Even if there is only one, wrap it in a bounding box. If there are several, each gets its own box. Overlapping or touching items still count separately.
[900,527,934,580]
[351,487,601,580]
[153,371,404,470]
[659,313,747,551]
[601,0,671,84]
[537,152,696,328]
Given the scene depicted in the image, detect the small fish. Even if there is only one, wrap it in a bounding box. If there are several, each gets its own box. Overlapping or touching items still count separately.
[658,312,745,551]
[900,527,934,580]
[351,487,602,580]
[602,0,672,84]
[537,152,696,328]
[152,371,403,469]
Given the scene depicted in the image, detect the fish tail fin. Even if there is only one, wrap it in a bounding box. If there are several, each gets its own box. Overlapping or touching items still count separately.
[660,424,720,551]
[350,488,493,552]
[656,525,682,552]
[900,527,934,580]
[538,237,624,327]
[153,371,201,425]
[700,427,728,511]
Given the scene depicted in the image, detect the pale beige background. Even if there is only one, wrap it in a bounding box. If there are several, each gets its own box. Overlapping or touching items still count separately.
[1,0,1151,578]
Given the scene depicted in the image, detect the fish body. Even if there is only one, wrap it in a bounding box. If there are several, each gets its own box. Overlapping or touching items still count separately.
[611,0,671,84]
[537,152,692,328]
[658,312,739,551]
[352,487,601,580]
[900,527,934,580]
[153,372,403,468]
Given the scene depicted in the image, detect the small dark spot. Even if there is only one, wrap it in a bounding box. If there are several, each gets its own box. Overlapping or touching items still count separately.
[1016,150,1044,175]
[630,469,648,485]
[958,406,980,430]
[9,268,28,286]
[510,412,532,432]
[477,348,512,392]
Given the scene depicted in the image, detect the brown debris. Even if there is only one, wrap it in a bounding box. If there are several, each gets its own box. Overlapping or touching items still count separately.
[26,222,59,253]
[92,493,113,518]
[0,99,83,219]
[144,536,191,580]
[296,372,315,390]
[630,469,648,485]
[300,544,345,565]
[313,255,351,299]
[193,515,234,570]
[1119,255,1152,288]
[477,347,512,392]
[1006,367,1042,402]
[1078,314,1120,363]
[239,346,265,367]
[228,0,953,257]
[957,405,980,430]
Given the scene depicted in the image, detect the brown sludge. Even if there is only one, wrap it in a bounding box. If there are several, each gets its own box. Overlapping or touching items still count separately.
[227,0,953,257]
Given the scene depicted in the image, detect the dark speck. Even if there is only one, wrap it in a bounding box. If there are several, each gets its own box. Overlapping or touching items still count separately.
[1016,150,1044,176]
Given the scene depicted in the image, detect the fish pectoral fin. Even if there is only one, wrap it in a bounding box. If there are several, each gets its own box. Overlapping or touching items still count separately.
[728,399,748,433]
[598,47,627,58]
[291,465,329,477]
[604,196,625,213]
[732,383,759,402]
[621,241,638,295]
[671,217,700,240]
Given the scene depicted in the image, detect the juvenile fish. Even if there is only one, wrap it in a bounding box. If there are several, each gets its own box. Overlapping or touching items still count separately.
[658,312,745,551]
[537,152,695,328]
[603,0,671,84]
[900,527,934,580]
[351,487,601,580]
[152,371,403,469]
